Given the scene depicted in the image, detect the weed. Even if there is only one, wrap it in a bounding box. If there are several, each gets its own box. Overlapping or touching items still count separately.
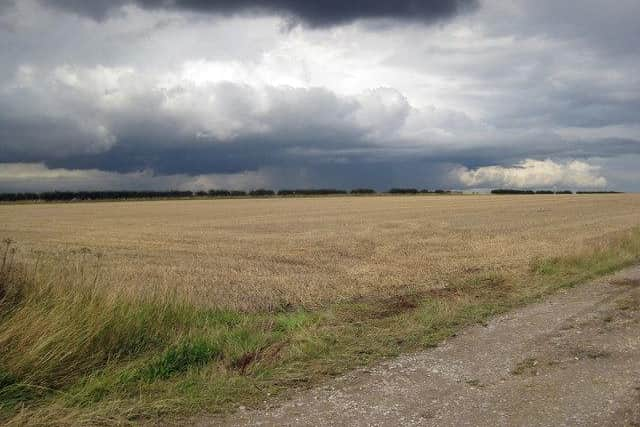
[511,357,539,376]
[465,379,484,388]
[141,338,223,381]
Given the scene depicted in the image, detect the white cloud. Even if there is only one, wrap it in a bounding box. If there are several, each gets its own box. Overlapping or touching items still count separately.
[454,159,608,189]
[1,64,438,153]
[0,162,99,180]
[0,163,272,192]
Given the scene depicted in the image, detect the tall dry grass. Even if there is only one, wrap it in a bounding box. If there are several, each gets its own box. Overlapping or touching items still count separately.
[0,228,639,424]
[0,242,287,420]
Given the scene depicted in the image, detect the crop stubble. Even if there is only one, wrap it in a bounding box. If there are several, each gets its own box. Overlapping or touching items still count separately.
[1,194,639,311]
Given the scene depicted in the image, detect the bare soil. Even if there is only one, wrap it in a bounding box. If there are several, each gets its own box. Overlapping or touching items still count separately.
[211,266,640,426]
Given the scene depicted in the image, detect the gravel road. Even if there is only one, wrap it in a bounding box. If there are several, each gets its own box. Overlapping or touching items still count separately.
[211,267,640,426]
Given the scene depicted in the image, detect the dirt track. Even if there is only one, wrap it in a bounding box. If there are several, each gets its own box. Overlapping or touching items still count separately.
[212,267,640,426]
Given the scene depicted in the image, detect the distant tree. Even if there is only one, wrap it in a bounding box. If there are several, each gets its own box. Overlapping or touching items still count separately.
[249,189,275,196]
[576,191,621,194]
[350,188,376,194]
[389,188,418,194]
[278,189,347,196]
[491,189,535,194]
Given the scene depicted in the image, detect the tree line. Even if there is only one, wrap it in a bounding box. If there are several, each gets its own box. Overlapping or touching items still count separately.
[0,188,462,202]
[491,189,623,195]
[389,188,452,194]
[0,188,625,202]
[575,191,623,194]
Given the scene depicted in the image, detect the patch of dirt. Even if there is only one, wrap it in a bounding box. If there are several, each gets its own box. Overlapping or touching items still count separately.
[208,266,640,426]
[339,275,512,321]
[337,292,428,321]
[611,277,640,287]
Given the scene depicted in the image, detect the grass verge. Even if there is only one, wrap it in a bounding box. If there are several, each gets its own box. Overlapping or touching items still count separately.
[1,228,640,425]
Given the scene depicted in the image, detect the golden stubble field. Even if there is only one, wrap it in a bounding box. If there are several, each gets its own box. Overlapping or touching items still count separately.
[1,194,639,311]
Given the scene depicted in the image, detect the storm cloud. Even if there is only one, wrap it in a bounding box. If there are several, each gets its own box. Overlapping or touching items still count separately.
[1,0,639,192]
[42,0,478,26]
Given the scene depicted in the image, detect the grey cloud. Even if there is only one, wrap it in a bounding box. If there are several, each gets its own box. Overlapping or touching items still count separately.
[0,1,14,14]
[483,0,640,58]
[0,162,276,192]
[0,65,416,176]
[2,1,640,191]
[3,62,639,189]
[41,0,478,26]
[590,155,640,193]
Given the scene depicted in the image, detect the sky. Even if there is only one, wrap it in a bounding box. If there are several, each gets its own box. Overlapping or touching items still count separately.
[0,0,639,192]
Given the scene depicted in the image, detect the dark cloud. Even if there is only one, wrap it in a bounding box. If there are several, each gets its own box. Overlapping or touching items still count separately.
[2,63,639,190]
[0,67,413,177]
[0,1,14,14]
[42,0,478,26]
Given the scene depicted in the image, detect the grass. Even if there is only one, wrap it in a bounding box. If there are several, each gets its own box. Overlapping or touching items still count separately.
[1,227,640,424]
[511,357,539,376]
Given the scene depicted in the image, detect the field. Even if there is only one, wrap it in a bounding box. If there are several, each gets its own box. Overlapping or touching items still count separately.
[1,194,640,424]
[2,194,640,310]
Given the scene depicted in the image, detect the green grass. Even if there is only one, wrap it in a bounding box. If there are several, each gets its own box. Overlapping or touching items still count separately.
[1,228,640,425]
